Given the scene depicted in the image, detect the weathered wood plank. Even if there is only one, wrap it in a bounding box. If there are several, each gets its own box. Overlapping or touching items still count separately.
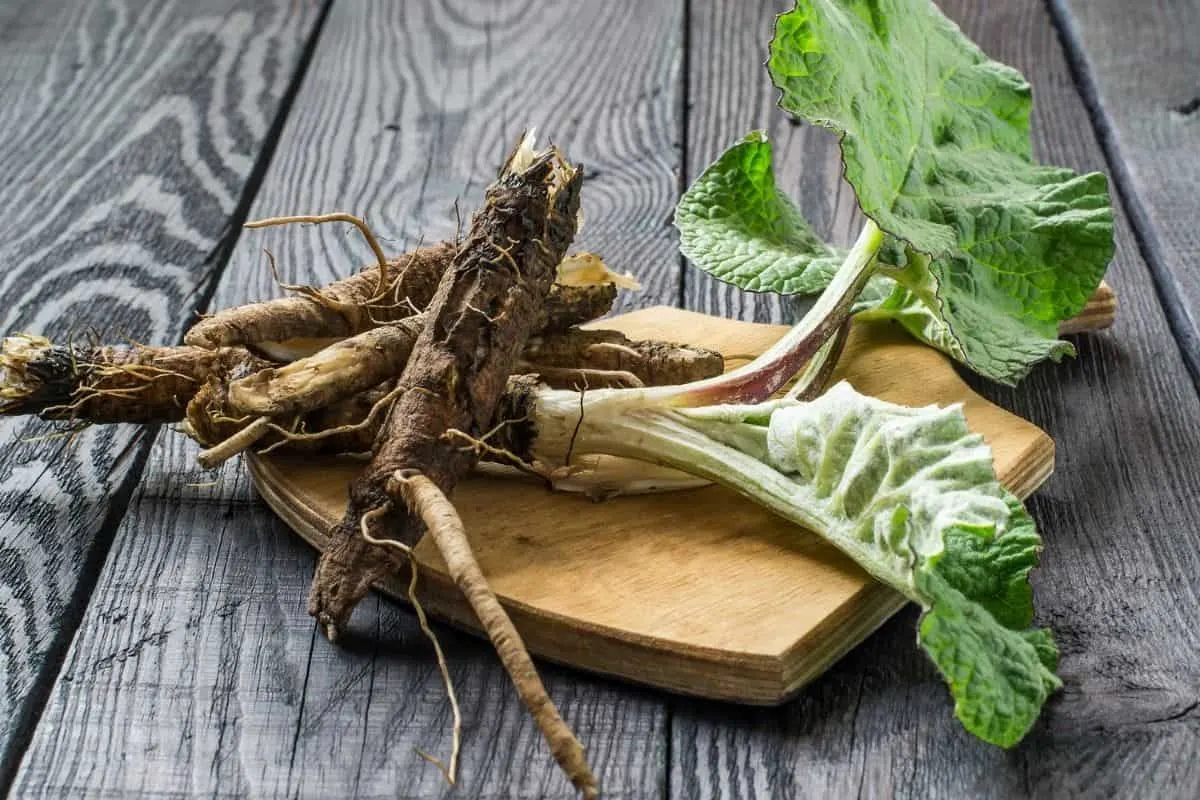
[1049,0,1200,384]
[0,0,325,784]
[13,0,679,797]
[681,0,861,324]
[206,0,684,313]
[674,0,1200,797]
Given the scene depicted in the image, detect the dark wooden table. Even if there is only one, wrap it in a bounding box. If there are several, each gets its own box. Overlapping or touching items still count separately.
[1,1,1197,797]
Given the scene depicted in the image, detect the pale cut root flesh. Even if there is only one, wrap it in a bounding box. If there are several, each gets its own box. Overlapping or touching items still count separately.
[556,251,641,290]
[0,334,54,408]
[391,472,598,800]
[251,337,343,362]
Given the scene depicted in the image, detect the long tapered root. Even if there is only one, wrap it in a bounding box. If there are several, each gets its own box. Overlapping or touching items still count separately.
[1,336,265,423]
[359,505,462,786]
[392,472,598,799]
[183,242,456,350]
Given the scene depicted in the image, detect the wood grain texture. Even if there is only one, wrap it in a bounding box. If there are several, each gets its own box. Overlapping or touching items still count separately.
[0,0,324,783]
[673,0,1200,797]
[14,434,670,800]
[1049,0,1200,384]
[209,0,684,315]
[14,0,682,797]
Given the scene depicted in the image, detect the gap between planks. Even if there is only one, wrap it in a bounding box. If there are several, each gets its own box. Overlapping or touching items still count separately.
[0,1,336,793]
[1045,0,1200,397]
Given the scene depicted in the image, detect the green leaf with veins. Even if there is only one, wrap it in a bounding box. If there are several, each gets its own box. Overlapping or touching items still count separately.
[767,0,1113,384]
[680,382,1060,745]
[675,131,845,294]
[674,133,971,363]
[675,128,1080,378]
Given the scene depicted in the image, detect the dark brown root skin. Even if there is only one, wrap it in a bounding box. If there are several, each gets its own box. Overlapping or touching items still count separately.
[4,280,1111,431]
[219,282,621,421]
[308,144,584,635]
[524,328,723,386]
[0,341,265,424]
[541,283,616,332]
[0,325,712,460]
[184,240,616,353]
[238,281,617,364]
[184,242,456,349]
[223,320,719,428]
[204,370,589,460]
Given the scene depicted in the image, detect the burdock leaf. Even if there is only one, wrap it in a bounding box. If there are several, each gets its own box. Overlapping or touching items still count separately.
[739,382,1060,745]
[853,275,1075,378]
[675,131,845,294]
[918,568,1061,747]
[766,0,1113,384]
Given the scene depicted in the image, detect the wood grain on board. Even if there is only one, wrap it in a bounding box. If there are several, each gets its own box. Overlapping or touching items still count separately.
[245,307,1054,706]
[13,0,681,797]
[1050,0,1200,381]
[0,0,324,784]
[673,1,1200,798]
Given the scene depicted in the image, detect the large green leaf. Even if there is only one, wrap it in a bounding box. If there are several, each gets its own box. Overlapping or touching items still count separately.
[918,570,1061,747]
[679,382,1059,744]
[853,275,1075,379]
[675,131,844,294]
[768,0,1113,383]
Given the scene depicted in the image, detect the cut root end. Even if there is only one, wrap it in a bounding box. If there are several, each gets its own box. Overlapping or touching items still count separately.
[197,416,271,468]
[0,334,54,410]
[556,252,641,291]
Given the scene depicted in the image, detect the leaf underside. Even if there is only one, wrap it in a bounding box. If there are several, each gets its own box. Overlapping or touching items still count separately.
[756,383,1060,745]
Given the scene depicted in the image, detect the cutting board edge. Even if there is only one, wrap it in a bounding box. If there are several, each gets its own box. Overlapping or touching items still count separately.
[244,307,1059,706]
[251,454,804,704]
[248,446,1054,705]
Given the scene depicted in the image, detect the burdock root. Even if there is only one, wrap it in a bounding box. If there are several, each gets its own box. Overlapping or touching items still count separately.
[394,471,598,799]
[306,135,596,795]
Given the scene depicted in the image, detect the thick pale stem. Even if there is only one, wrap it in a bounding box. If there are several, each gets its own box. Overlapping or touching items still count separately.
[784,320,850,401]
[533,404,920,603]
[518,220,885,429]
[653,219,883,407]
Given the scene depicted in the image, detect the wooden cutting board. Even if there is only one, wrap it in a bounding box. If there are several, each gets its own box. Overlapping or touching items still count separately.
[247,307,1053,705]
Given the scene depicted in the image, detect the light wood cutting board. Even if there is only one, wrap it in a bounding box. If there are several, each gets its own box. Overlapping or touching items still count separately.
[247,307,1053,705]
